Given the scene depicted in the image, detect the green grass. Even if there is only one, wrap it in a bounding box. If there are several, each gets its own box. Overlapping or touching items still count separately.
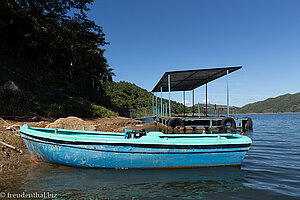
[91,104,118,118]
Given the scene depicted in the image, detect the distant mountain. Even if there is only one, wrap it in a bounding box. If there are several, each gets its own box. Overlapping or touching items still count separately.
[236,93,300,113]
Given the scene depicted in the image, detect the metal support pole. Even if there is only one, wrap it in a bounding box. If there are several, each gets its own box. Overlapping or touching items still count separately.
[205,84,208,116]
[152,93,154,116]
[162,104,164,124]
[214,104,217,117]
[192,89,194,116]
[160,86,163,118]
[183,90,185,116]
[227,69,229,117]
[165,103,168,119]
[168,74,171,118]
[155,92,158,116]
[129,109,132,119]
[198,102,200,118]
[145,107,147,117]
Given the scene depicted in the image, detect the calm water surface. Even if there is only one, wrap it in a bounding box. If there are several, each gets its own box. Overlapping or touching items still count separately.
[19,114,300,199]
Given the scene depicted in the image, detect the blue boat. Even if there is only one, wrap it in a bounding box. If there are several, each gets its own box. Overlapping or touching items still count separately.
[20,124,251,168]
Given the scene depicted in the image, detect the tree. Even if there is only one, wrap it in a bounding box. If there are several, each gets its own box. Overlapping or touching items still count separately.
[101,67,116,94]
[0,0,113,87]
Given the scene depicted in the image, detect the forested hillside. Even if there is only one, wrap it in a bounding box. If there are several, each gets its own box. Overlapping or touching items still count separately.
[106,81,186,117]
[0,0,196,118]
[0,0,116,117]
[237,93,300,113]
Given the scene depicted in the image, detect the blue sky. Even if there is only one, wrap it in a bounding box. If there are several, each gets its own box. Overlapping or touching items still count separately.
[88,0,300,107]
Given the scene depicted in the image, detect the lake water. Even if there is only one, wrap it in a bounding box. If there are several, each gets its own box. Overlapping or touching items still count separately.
[7,114,300,199]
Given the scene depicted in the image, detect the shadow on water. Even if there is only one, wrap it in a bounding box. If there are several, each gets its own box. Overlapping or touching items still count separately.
[21,164,247,199]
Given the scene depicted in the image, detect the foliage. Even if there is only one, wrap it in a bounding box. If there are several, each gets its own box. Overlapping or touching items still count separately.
[0,0,114,91]
[91,104,118,118]
[0,0,121,118]
[0,1,204,118]
[236,93,300,113]
[106,81,188,117]
[0,55,117,118]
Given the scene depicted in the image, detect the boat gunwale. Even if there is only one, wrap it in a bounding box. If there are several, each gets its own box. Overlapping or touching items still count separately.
[22,125,245,139]
[19,125,252,147]
[29,126,124,136]
[20,130,252,149]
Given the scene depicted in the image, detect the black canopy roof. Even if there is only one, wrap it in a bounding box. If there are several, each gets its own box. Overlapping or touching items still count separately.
[152,66,242,92]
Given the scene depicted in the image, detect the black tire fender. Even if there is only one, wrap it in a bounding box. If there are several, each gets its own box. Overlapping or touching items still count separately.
[221,117,236,129]
[168,118,184,128]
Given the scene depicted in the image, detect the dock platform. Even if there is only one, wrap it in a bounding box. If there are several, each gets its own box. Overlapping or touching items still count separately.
[153,116,252,134]
[149,66,253,134]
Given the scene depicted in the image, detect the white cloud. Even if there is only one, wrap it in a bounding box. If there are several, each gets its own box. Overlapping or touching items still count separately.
[181,100,191,105]
[201,99,211,104]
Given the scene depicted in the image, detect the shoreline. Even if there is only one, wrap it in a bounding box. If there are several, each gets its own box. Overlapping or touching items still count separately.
[1,112,299,173]
[234,112,300,115]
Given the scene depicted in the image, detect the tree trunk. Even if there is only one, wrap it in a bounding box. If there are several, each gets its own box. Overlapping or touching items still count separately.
[17,42,23,58]
[69,61,73,77]
[104,78,107,95]
[46,53,53,68]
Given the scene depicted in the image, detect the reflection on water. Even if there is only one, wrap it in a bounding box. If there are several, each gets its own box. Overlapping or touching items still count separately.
[22,165,246,199]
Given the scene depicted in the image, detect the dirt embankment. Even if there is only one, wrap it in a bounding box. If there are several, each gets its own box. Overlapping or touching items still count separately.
[0,116,155,172]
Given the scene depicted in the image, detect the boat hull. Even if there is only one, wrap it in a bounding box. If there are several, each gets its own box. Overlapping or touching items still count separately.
[20,132,250,168]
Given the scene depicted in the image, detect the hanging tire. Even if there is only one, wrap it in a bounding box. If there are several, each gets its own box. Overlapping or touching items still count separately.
[221,117,236,130]
[168,118,184,128]
[245,117,253,130]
